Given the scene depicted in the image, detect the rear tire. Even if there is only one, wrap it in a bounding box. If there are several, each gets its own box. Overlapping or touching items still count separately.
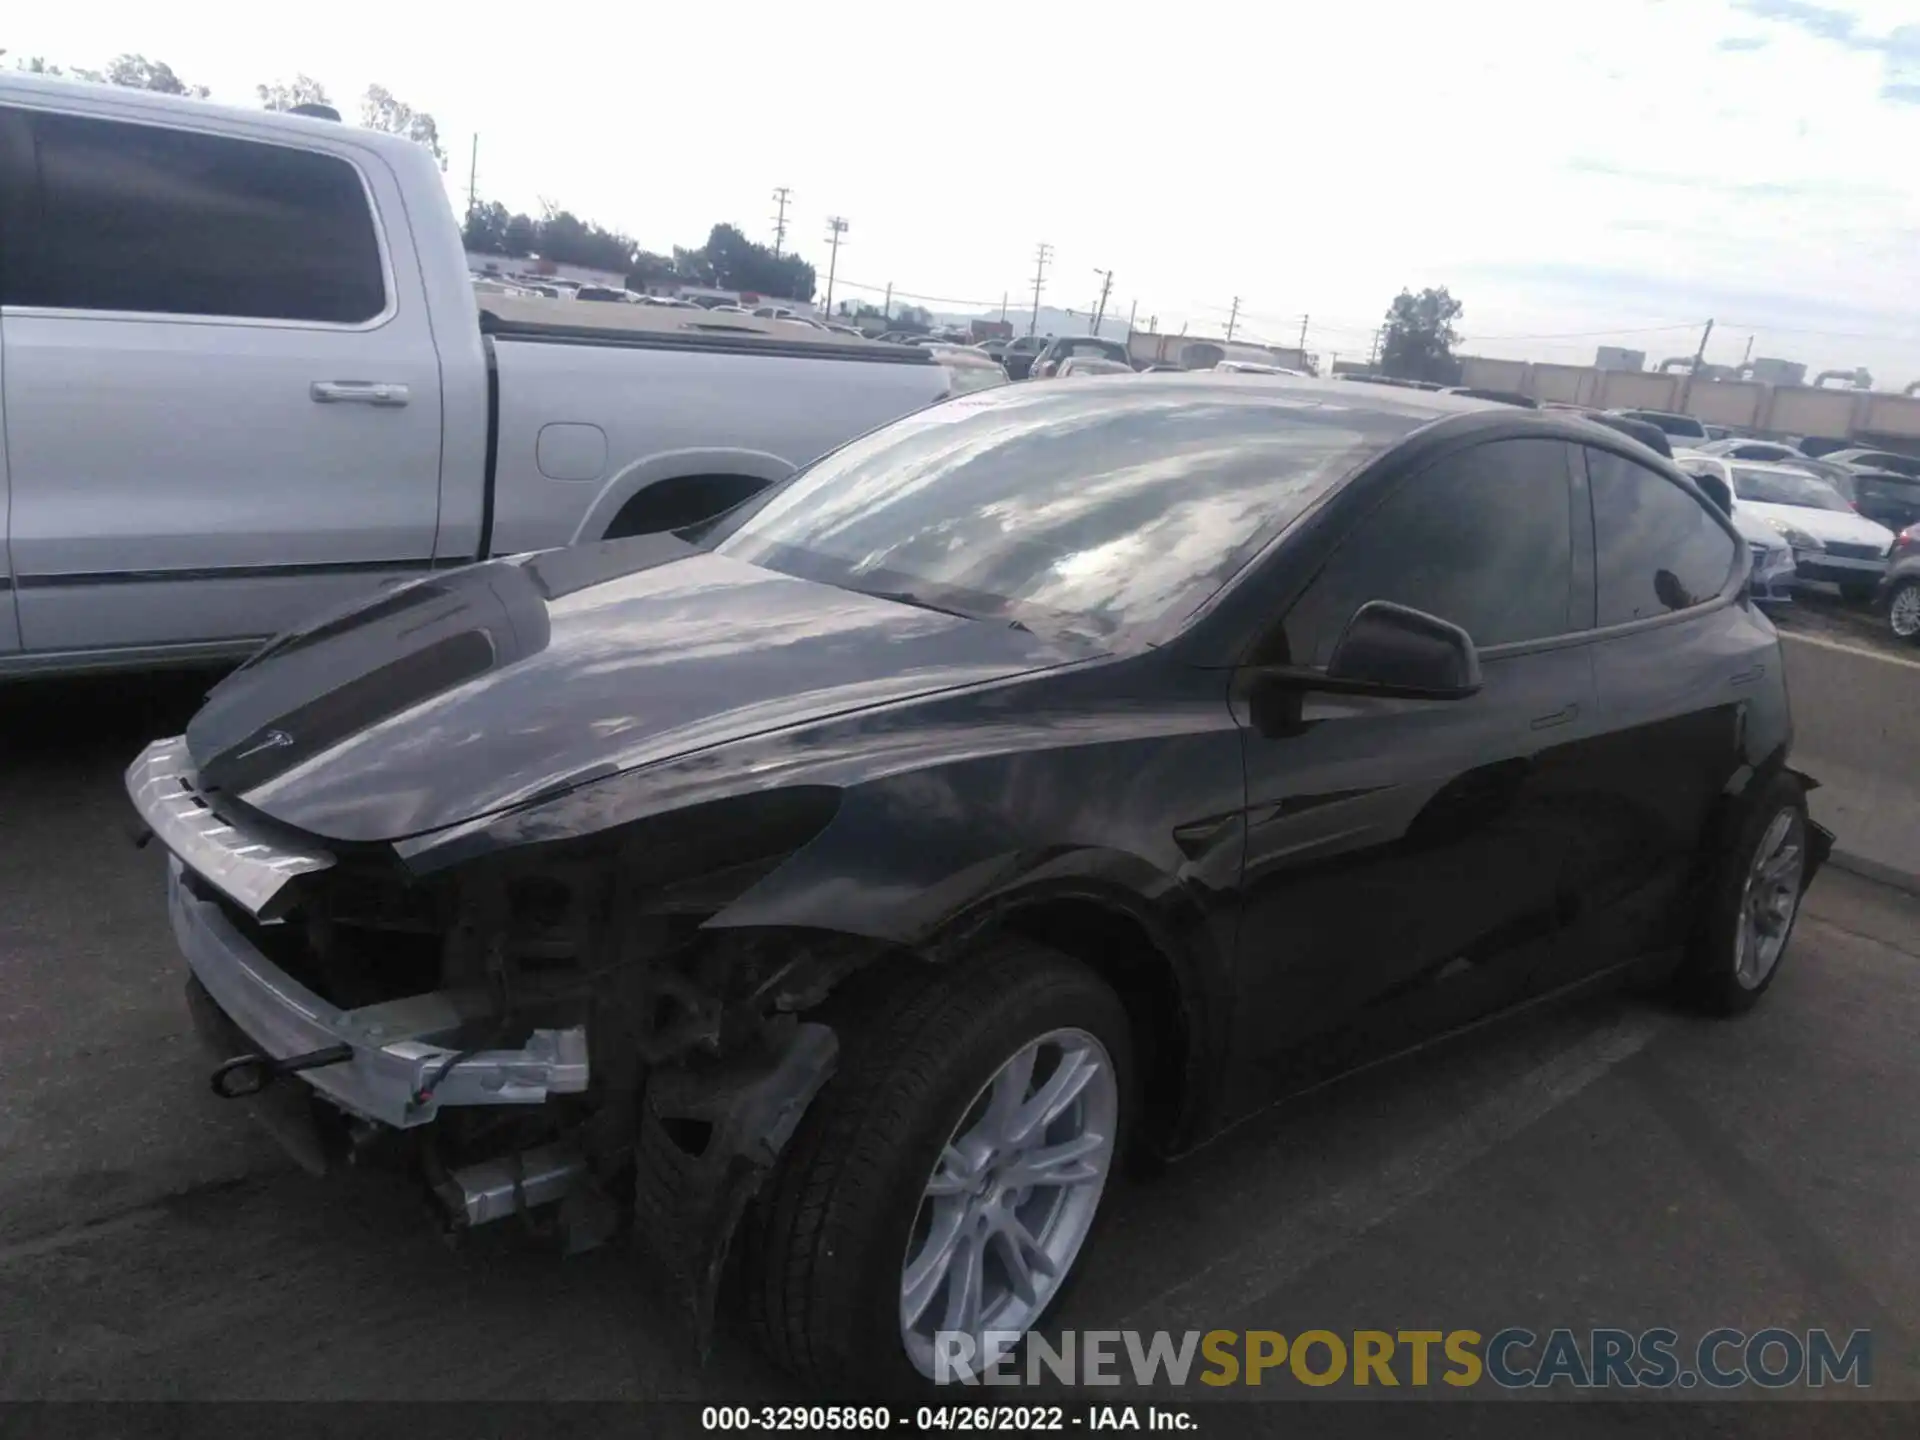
[1675,771,1811,1015]
[740,939,1133,1395]
[1887,578,1920,643]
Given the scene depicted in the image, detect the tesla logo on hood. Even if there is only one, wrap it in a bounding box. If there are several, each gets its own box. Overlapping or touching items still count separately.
[234,729,295,761]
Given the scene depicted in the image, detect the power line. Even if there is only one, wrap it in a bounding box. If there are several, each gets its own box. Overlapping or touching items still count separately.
[822,216,849,316]
[1463,320,1706,342]
[770,187,791,259]
[1090,268,1114,336]
[1029,242,1053,338]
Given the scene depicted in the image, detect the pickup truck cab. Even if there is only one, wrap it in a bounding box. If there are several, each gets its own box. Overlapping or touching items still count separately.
[0,74,964,677]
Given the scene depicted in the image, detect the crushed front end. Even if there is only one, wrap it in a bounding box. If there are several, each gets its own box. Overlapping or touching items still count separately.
[127,735,852,1347]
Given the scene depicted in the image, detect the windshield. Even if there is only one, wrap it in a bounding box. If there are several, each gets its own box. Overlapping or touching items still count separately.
[708,386,1408,639]
[1733,467,1853,512]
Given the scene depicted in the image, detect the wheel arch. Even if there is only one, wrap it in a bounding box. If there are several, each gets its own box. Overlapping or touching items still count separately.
[569,447,796,543]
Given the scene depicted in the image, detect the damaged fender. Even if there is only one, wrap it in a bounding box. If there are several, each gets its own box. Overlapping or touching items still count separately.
[631,1017,839,1354]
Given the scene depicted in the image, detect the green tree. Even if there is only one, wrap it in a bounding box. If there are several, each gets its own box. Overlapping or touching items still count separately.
[258,74,331,111]
[681,222,815,300]
[361,83,445,168]
[1379,286,1465,384]
[627,251,676,292]
[462,199,513,254]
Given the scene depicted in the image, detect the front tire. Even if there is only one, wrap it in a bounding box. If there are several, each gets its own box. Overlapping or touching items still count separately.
[740,939,1132,1394]
[1676,772,1811,1014]
[1888,578,1920,643]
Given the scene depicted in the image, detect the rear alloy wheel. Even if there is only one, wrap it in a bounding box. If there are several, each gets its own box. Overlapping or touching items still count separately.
[1889,580,1920,642]
[1678,772,1810,1014]
[741,939,1132,1394]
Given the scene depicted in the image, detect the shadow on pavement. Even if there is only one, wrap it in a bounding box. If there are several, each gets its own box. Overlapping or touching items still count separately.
[0,669,230,765]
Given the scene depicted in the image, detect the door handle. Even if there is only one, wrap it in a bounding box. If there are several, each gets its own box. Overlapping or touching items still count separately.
[1530,703,1579,731]
[1729,664,1766,687]
[310,381,410,407]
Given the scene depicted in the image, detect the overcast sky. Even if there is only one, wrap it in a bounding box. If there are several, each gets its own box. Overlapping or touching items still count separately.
[10,0,1920,383]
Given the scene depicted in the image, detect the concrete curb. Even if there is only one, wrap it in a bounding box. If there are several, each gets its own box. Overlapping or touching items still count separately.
[1827,847,1920,899]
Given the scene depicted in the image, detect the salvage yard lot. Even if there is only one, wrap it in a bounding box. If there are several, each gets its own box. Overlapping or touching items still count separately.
[1,673,1917,1422]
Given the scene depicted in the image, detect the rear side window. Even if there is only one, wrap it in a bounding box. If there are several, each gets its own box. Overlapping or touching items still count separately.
[1282,438,1577,664]
[6,111,385,323]
[1586,449,1739,624]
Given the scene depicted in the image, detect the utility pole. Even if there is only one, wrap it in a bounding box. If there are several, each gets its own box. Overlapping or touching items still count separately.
[465,134,479,223]
[1742,334,1755,366]
[1297,313,1310,355]
[1368,327,1382,368]
[1090,269,1113,335]
[882,282,892,323]
[823,217,849,318]
[1225,297,1241,343]
[1000,291,1009,323]
[1028,243,1053,336]
[770,187,792,258]
[1679,318,1714,409]
[1125,299,1137,339]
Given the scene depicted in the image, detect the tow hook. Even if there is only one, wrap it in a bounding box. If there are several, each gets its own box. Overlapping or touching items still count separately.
[210,1043,353,1099]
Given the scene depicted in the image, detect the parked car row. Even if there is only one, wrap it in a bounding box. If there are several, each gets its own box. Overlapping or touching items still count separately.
[1673,450,1919,639]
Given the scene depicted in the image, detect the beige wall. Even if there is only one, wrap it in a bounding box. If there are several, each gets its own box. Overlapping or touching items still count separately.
[1456,356,1920,440]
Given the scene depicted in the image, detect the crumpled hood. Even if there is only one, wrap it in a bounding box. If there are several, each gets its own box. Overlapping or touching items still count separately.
[185,535,1084,844]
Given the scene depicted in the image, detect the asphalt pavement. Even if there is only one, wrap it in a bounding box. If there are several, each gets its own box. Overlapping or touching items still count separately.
[1,671,1916,1427]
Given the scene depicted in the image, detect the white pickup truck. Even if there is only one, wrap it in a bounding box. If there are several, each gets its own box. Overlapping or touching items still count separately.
[0,74,962,677]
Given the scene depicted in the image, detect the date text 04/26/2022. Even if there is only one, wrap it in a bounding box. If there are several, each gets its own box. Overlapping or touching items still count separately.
[700,1405,1193,1431]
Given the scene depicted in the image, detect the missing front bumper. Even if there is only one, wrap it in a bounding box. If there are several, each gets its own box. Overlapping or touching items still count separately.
[168,858,588,1129]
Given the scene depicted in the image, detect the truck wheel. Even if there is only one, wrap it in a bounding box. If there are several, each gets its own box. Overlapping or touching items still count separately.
[740,939,1132,1394]
[1676,772,1811,1015]
[1888,579,1920,643]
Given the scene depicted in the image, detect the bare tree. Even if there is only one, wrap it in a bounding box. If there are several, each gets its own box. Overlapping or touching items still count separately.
[85,53,209,97]
[360,84,446,168]
[257,74,332,112]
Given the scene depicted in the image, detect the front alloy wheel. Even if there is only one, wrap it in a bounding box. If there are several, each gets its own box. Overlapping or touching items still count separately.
[740,939,1133,1394]
[1733,807,1806,991]
[900,1028,1119,1380]
[1889,580,1920,642]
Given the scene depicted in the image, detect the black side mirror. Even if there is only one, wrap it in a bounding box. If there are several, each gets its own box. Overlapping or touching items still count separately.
[1695,473,1734,517]
[1243,602,1481,732]
[1325,601,1482,698]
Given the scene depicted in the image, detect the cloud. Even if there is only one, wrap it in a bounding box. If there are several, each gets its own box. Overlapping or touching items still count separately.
[1563,156,1901,201]
[1734,1,1866,45]
[1735,1,1920,101]
[1717,34,1771,50]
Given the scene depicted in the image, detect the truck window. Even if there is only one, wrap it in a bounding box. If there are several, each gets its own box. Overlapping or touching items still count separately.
[5,111,386,325]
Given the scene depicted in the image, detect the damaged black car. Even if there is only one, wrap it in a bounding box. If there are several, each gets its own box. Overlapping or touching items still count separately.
[127,376,1831,1392]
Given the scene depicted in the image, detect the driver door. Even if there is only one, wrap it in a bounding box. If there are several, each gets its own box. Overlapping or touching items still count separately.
[1228,437,1602,1104]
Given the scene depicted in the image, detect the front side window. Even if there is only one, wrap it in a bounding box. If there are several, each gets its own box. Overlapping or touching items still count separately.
[6,110,385,323]
[1281,438,1577,666]
[1588,449,1740,624]
[710,387,1413,640]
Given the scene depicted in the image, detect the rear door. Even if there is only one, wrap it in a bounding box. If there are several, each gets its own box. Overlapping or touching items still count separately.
[0,101,444,661]
[1531,445,1760,994]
